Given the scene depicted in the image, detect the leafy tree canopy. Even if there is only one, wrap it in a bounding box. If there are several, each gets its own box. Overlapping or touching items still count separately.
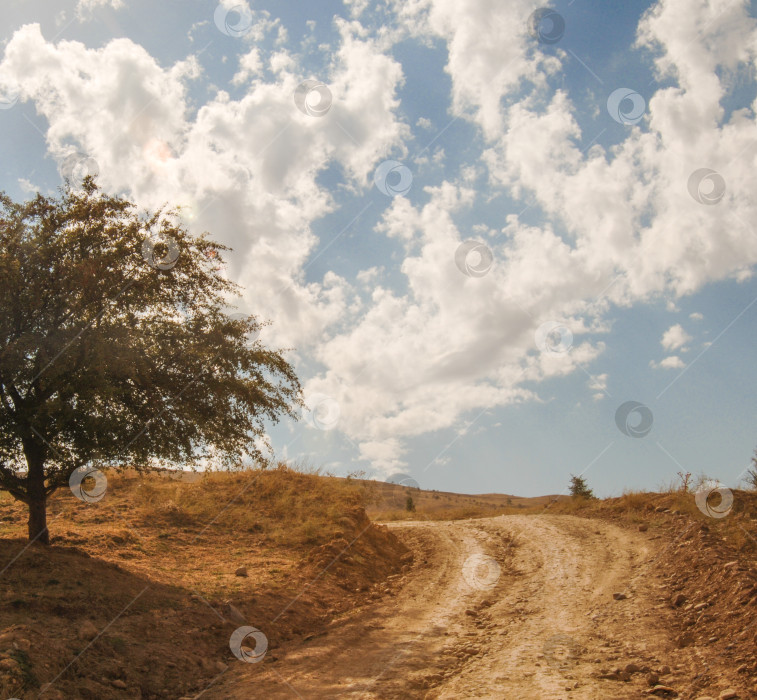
[0,179,302,542]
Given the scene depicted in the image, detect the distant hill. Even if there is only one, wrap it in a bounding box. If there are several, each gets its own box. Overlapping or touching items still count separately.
[359,478,570,521]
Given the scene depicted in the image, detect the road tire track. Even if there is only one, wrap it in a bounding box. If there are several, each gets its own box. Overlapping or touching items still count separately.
[210,515,678,699]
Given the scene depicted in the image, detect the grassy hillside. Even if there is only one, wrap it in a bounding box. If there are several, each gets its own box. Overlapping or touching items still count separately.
[6,466,753,699]
[361,479,569,521]
[550,487,757,555]
[0,466,408,699]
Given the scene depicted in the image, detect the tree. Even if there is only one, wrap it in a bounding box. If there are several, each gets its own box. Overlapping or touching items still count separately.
[0,180,302,543]
[405,496,416,512]
[744,448,757,490]
[568,474,595,499]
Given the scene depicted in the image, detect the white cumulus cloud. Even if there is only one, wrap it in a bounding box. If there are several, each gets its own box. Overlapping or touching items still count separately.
[661,324,692,352]
[3,0,757,477]
[0,21,409,354]
[651,356,686,370]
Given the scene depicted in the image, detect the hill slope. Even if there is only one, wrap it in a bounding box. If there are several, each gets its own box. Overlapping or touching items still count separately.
[0,467,408,699]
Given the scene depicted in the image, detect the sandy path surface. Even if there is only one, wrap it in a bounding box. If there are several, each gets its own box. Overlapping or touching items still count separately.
[210,514,676,699]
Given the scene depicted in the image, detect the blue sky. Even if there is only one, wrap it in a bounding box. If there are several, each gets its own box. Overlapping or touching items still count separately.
[1,0,756,497]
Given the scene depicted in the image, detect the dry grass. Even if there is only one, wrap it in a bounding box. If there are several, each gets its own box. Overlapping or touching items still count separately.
[0,465,407,699]
[129,467,364,546]
[549,487,757,554]
[0,464,411,608]
[0,464,365,557]
[360,480,567,522]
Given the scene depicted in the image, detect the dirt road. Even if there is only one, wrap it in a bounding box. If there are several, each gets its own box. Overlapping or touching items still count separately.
[210,515,681,699]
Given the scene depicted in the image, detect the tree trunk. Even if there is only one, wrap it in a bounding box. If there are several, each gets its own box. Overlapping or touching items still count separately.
[23,437,50,544]
[27,494,49,545]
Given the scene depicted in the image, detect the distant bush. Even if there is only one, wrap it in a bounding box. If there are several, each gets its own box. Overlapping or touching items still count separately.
[569,474,595,499]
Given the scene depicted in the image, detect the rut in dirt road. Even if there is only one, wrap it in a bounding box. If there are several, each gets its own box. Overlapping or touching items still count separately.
[208,514,682,699]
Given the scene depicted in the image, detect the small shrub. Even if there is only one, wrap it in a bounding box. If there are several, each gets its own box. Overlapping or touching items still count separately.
[569,474,595,499]
[676,471,693,492]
